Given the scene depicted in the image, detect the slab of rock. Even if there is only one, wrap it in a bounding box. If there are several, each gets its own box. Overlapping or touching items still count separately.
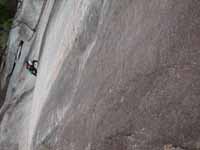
[0,0,200,150]
[31,0,200,150]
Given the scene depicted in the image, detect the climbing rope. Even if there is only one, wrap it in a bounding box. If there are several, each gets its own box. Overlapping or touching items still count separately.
[11,20,35,32]
[11,0,48,42]
[7,0,48,78]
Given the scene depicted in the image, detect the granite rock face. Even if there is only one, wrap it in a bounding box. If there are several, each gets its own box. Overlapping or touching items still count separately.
[0,0,200,150]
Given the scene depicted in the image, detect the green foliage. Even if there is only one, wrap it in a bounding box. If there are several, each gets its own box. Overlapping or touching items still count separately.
[0,0,7,5]
[0,0,13,48]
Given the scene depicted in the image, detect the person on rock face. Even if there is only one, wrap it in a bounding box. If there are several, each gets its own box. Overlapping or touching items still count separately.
[25,60,38,76]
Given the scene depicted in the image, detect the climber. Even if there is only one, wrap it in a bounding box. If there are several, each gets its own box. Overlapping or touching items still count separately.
[25,60,38,76]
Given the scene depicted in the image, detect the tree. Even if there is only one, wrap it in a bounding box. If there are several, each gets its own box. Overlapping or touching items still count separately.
[0,0,17,48]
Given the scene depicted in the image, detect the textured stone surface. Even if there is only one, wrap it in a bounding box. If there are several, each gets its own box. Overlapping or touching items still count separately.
[0,0,200,150]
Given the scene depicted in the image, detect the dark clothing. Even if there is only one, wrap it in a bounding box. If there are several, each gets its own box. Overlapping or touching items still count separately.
[27,65,37,76]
